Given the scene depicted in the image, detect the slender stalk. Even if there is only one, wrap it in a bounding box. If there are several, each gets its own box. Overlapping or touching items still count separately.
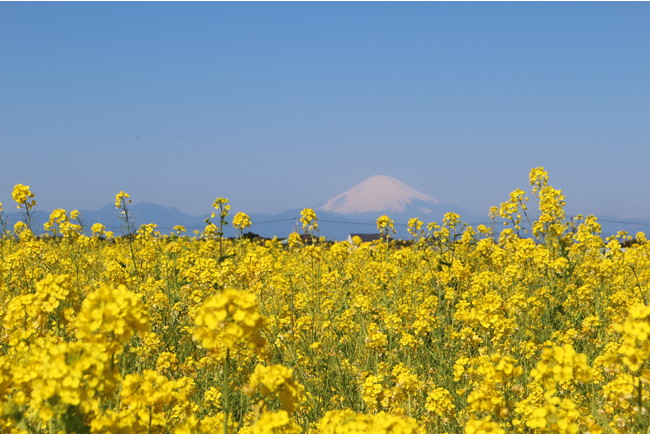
[629,265,647,306]
[23,205,34,233]
[119,197,140,279]
[223,349,231,434]
[637,375,643,425]
[219,230,224,258]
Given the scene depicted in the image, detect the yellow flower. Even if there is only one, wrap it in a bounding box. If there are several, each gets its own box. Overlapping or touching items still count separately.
[407,218,423,239]
[43,208,69,234]
[91,222,106,235]
[616,304,650,373]
[465,416,506,434]
[376,215,395,237]
[361,374,386,412]
[425,386,455,416]
[288,231,303,248]
[193,288,266,355]
[300,208,318,233]
[212,197,230,218]
[213,197,229,208]
[9,334,117,421]
[249,410,302,434]
[12,184,36,209]
[114,190,131,208]
[97,369,196,432]
[531,344,592,389]
[365,322,388,352]
[233,212,252,232]
[247,364,305,412]
[13,220,28,235]
[529,166,549,193]
[316,409,422,433]
[75,284,150,354]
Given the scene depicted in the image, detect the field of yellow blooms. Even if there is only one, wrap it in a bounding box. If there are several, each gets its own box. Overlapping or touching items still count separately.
[1,168,649,433]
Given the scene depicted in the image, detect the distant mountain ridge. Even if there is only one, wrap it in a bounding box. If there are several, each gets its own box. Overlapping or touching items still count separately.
[4,176,649,240]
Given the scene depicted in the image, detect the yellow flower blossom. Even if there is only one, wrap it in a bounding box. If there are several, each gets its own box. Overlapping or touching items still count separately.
[247,364,305,412]
[376,215,396,237]
[192,288,266,355]
[12,184,36,210]
[300,208,318,234]
[114,190,131,208]
[234,212,252,232]
[75,283,150,354]
[249,410,302,433]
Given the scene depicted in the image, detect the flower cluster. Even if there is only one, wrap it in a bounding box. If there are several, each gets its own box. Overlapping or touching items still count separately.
[75,283,150,354]
[12,183,36,210]
[192,288,266,356]
[376,215,395,238]
[300,208,318,234]
[233,212,252,233]
[114,190,131,208]
[247,363,305,412]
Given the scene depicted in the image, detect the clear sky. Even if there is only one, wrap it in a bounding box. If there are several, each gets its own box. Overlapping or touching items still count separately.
[1,2,649,218]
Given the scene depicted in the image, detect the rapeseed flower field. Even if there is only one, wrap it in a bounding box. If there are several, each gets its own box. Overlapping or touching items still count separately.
[1,168,649,433]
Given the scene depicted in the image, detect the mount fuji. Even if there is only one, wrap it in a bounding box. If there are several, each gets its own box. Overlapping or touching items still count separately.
[315,175,488,236]
[320,175,441,215]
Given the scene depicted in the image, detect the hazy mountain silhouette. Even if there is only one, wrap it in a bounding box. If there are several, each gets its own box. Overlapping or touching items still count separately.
[4,177,648,240]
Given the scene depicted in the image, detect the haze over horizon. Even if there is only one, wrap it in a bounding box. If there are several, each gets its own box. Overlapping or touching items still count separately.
[1,2,649,219]
[4,173,648,242]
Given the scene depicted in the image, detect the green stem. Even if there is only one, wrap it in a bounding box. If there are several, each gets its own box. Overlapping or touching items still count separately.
[637,375,643,422]
[120,198,140,280]
[629,265,647,306]
[23,205,34,233]
[223,349,231,434]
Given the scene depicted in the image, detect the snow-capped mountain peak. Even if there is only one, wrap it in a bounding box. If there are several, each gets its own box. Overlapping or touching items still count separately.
[319,175,439,215]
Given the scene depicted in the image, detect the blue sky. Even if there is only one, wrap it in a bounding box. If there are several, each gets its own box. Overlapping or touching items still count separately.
[1,2,649,218]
